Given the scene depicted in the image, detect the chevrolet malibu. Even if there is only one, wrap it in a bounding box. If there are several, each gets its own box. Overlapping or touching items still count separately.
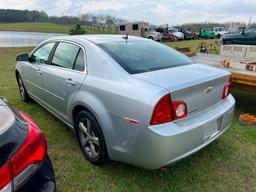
[15,35,235,169]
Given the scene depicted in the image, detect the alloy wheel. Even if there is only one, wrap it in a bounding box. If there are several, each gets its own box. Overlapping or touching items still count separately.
[78,118,100,159]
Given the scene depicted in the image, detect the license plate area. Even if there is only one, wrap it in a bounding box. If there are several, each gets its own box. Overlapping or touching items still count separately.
[203,116,223,141]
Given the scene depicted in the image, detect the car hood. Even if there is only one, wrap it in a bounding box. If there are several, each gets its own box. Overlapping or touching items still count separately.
[222,33,242,39]
[173,32,184,36]
[132,63,229,92]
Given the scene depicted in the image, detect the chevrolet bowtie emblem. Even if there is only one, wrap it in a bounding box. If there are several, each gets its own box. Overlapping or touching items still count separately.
[204,87,213,94]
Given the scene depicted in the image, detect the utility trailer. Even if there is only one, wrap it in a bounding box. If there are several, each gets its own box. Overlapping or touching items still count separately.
[193,53,256,93]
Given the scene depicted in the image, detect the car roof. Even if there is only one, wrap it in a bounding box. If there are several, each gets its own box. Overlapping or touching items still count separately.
[47,34,148,44]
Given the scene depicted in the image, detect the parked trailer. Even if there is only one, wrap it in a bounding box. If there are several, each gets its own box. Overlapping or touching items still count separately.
[193,53,256,93]
[118,22,162,41]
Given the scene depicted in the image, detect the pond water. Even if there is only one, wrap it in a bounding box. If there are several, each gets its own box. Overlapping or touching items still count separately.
[0,31,65,47]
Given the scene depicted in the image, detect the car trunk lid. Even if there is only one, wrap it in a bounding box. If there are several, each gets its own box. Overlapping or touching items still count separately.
[133,64,230,116]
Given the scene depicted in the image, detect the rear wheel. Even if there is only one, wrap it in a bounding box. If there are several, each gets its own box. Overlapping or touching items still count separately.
[75,110,108,165]
[17,75,31,102]
[148,36,154,40]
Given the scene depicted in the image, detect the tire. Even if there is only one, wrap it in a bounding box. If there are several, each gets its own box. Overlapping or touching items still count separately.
[75,110,108,165]
[217,34,221,38]
[175,36,180,40]
[17,74,31,102]
[148,36,154,40]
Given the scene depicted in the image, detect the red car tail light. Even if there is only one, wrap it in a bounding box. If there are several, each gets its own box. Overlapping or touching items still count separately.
[0,163,12,190]
[0,112,47,191]
[150,94,187,125]
[222,81,231,99]
[150,94,173,125]
[172,101,187,120]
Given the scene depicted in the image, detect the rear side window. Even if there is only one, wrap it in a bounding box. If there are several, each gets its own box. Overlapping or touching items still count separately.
[74,49,85,72]
[98,41,193,74]
[51,42,80,69]
[32,42,55,64]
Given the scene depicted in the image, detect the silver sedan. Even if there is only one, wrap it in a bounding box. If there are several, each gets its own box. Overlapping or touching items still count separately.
[15,35,235,169]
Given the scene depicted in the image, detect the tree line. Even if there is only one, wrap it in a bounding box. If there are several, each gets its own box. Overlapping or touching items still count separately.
[0,9,127,33]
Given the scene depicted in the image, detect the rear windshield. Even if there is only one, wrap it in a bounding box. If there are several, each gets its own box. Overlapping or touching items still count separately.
[98,41,193,74]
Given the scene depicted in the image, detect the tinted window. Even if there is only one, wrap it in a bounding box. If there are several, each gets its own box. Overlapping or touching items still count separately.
[74,49,85,71]
[133,24,138,30]
[99,41,193,74]
[51,42,80,69]
[32,43,55,64]
[120,25,125,31]
[245,27,256,33]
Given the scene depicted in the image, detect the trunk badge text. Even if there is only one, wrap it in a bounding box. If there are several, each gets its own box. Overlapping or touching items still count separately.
[204,87,213,94]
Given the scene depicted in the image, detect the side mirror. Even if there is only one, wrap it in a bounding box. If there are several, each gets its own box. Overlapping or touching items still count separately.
[16,53,29,62]
[242,29,245,35]
[16,53,34,62]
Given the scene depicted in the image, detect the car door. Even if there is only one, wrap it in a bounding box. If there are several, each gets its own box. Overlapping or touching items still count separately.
[244,27,256,45]
[39,41,86,121]
[23,42,55,101]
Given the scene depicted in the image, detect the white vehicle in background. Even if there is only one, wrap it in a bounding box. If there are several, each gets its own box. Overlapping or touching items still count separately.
[118,22,162,41]
[168,27,184,40]
[214,27,228,38]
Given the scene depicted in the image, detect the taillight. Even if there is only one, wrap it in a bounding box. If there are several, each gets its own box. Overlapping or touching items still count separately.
[0,163,11,190]
[222,81,231,99]
[150,94,187,125]
[150,94,173,125]
[172,101,187,120]
[0,112,47,191]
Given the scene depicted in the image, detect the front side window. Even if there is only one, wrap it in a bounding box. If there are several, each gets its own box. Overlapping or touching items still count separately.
[219,27,225,31]
[51,42,80,69]
[245,27,256,34]
[32,42,55,64]
[98,41,193,74]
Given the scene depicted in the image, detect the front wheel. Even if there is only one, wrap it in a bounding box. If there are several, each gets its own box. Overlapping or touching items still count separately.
[17,75,31,102]
[75,110,108,165]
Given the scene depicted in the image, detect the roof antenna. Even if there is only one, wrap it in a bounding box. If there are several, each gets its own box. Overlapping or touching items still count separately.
[122,33,129,42]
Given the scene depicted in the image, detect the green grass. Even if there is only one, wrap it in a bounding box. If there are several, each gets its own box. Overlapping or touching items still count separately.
[0,47,256,192]
[0,22,117,34]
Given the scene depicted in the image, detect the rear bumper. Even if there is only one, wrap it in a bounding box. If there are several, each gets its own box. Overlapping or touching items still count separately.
[18,155,56,192]
[125,95,235,169]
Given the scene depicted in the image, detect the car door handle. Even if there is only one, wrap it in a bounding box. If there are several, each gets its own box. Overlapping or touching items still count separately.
[65,78,76,86]
[36,68,42,75]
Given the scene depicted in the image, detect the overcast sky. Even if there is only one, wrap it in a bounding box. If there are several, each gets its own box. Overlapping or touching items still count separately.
[0,0,255,24]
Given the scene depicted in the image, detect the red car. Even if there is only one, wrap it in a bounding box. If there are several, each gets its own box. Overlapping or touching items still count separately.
[162,33,177,42]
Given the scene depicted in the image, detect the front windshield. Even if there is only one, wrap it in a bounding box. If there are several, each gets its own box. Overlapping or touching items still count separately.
[219,27,225,31]
[98,41,193,74]
[148,28,156,32]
